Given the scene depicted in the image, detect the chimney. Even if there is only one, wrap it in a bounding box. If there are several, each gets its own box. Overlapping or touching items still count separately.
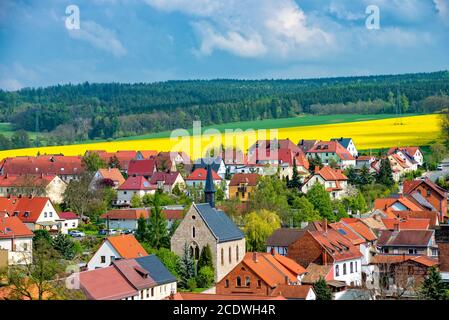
[314,166,320,174]
[393,222,400,232]
[252,252,258,263]
[285,276,289,285]
[322,219,328,232]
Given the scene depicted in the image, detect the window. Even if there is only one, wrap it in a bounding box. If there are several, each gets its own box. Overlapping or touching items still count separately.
[409,248,418,254]
[350,262,353,273]
[49,212,53,218]
[192,215,196,220]
[151,288,154,297]
[236,246,239,262]
[343,263,347,275]
[111,256,115,261]
[192,226,196,238]
[336,265,340,276]
[195,246,200,260]
[221,248,224,266]
[146,289,149,298]
[257,280,262,288]
[236,276,242,287]
[225,279,229,288]
[426,189,431,197]
[229,247,232,264]
[140,291,144,299]
[44,212,47,218]
[245,276,251,287]
[101,256,106,263]
[355,261,358,272]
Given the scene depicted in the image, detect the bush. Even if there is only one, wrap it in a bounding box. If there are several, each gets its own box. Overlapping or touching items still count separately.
[196,266,214,288]
[187,278,197,291]
[77,222,100,232]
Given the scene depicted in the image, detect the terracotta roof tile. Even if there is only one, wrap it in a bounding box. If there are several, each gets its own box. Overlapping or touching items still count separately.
[270,284,314,299]
[229,173,261,186]
[127,159,156,177]
[0,196,55,223]
[0,216,33,238]
[186,168,221,181]
[118,176,156,191]
[97,168,125,185]
[106,234,148,259]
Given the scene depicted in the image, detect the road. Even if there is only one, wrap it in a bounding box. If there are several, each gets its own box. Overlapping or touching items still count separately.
[422,158,449,182]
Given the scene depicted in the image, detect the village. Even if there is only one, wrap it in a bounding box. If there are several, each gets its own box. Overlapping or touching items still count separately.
[0,137,448,300]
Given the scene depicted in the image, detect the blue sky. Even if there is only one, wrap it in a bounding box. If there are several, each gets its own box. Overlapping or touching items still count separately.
[1,0,448,90]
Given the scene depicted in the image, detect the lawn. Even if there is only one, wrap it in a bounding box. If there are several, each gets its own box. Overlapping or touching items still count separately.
[0,114,442,160]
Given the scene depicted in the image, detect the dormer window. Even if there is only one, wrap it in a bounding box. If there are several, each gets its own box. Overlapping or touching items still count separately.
[24,211,30,218]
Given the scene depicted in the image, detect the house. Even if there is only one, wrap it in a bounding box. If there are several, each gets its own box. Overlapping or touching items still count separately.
[403,179,448,223]
[136,150,159,160]
[87,234,148,270]
[0,155,84,182]
[393,211,439,228]
[387,147,424,166]
[0,196,60,232]
[306,141,356,168]
[355,155,376,170]
[381,217,430,231]
[0,217,33,267]
[89,168,125,190]
[388,154,416,180]
[374,195,425,215]
[100,208,184,230]
[127,159,157,179]
[193,157,227,179]
[270,284,316,300]
[369,255,438,297]
[58,212,80,234]
[0,174,67,204]
[149,172,185,193]
[169,292,286,300]
[116,176,157,206]
[185,168,222,190]
[376,229,437,257]
[154,151,191,172]
[331,137,358,157]
[266,228,307,256]
[297,139,319,153]
[220,149,248,175]
[301,166,349,199]
[287,221,363,286]
[87,150,138,171]
[436,225,449,283]
[79,254,177,300]
[229,173,260,202]
[216,252,307,298]
[171,165,245,281]
[248,138,302,163]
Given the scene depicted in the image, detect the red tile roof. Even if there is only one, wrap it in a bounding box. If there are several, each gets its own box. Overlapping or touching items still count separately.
[377,229,434,247]
[1,155,84,176]
[329,222,365,245]
[220,149,248,165]
[186,168,221,181]
[307,141,355,160]
[229,173,261,187]
[308,229,363,262]
[118,176,156,191]
[342,220,377,242]
[394,211,439,227]
[0,174,59,188]
[149,172,182,186]
[381,218,430,230]
[101,209,149,220]
[374,196,424,213]
[97,168,125,185]
[79,266,138,300]
[58,212,79,220]
[170,292,286,300]
[0,216,33,238]
[370,255,438,267]
[106,234,148,259]
[127,159,156,177]
[0,196,55,223]
[387,146,421,157]
[403,179,447,199]
[270,284,314,299]
[138,150,158,159]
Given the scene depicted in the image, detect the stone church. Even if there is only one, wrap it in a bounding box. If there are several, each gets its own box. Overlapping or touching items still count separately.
[171,165,246,281]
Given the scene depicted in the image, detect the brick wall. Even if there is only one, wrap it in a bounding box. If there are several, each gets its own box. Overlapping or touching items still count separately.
[287,232,325,268]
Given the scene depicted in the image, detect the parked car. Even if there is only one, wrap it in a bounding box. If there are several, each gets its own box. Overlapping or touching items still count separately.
[437,164,444,171]
[107,229,118,235]
[98,229,107,236]
[122,229,134,235]
[69,230,85,237]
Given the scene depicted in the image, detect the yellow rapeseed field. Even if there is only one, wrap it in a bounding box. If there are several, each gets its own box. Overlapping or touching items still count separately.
[0,114,442,160]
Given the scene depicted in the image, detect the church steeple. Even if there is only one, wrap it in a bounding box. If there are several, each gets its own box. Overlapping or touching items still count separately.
[204,164,216,208]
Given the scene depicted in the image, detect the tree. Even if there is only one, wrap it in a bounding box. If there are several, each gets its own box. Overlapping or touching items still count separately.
[313,277,333,300]
[196,266,214,288]
[51,233,77,260]
[308,155,322,172]
[359,164,374,185]
[376,158,394,188]
[333,200,349,221]
[135,215,148,242]
[32,229,52,249]
[419,266,449,300]
[287,158,301,189]
[197,244,214,271]
[108,155,121,169]
[147,192,169,249]
[130,194,142,208]
[429,142,447,166]
[148,247,181,278]
[291,196,321,226]
[243,210,281,252]
[81,152,106,173]
[10,130,31,148]
[306,183,335,222]
[0,134,11,150]
[179,243,196,289]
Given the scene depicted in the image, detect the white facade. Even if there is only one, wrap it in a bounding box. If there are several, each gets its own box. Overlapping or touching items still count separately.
[87,241,120,270]
[106,219,139,230]
[26,200,60,231]
[301,176,348,199]
[59,218,79,234]
[185,179,221,189]
[122,282,178,300]
[333,258,363,286]
[116,189,156,206]
[0,237,33,265]
[266,245,288,256]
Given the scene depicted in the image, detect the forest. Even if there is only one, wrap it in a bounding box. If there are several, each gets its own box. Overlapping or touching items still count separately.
[0,71,448,145]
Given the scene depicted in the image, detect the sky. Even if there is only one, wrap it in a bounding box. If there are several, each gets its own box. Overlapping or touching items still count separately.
[0,0,448,90]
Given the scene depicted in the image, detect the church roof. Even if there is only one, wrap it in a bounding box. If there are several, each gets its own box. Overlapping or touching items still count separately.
[194,203,244,243]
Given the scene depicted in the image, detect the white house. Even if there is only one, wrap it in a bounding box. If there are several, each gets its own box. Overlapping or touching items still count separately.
[149,172,185,194]
[331,137,358,157]
[306,141,356,168]
[87,234,148,270]
[185,168,222,189]
[0,196,60,232]
[115,176,157,207]
[301,166,349,199]
[57,212,80,234]
[193,157,227,179]
[388,147,424,167]
[100,208,184,230]
[89,168,125,190]
[0,216,33,266]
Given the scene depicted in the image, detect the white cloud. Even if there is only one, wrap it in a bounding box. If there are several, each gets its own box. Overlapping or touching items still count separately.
[144,0,335,59]
[434,0,449,25]
[67,20,127,57]
[0,78,23,91]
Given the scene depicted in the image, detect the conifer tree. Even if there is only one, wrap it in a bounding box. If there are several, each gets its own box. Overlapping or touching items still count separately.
[179,243,196,289]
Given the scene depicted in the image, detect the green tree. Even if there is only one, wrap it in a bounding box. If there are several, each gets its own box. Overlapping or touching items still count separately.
[196,266,215,288]
[32,229,52,249]
[314,277,333,300]
[333,200,349,221]
[306,183,335,222]
[135,215,148,242]
[291,196,321,225]
[108,155,121,169]
[11,130,31,148]
[359,164,374,185]
[179,243,196,289]
[147,192,169,249]
[51,233,77,260]
[376,158,394,188]
[197,244,214,271]
[130,194,142,208]
[243,209,281,252]
[287,158,301,189]
[0,134,11,150]
[149,247,181,278]
[419,266,449,300]
[429,142,447,166]
[81,152,106,173]
[308,155,323,172]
